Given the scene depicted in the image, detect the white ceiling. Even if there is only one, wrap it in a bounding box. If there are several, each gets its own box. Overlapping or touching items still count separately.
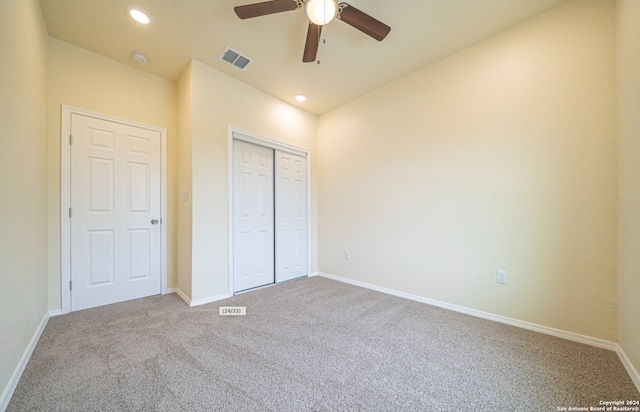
[39,0,568,115]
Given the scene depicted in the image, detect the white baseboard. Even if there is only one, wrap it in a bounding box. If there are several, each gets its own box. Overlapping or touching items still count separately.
[174,288,230,307]
[317,272,640,390]
[163,287,177,295]
[308,271,319,277]
[48,309,62,317]
[174,288,191,306]
[0,312,49,412]
[190,293,231,307]
[616,344,640,393]
[317,272,619,351]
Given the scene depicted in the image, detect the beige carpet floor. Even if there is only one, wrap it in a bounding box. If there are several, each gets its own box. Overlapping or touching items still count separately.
[8,276,639,411]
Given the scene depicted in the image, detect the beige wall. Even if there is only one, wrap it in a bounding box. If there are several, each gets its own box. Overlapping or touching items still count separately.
[318,0,617,340]
[0,0,49,401]
[177,61,193,298]
[616,0,640,378]
[47,38,179,310]
[179,59,318,301]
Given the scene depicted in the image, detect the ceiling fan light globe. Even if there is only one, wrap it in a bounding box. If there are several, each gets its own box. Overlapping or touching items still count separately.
[305,0,338,25]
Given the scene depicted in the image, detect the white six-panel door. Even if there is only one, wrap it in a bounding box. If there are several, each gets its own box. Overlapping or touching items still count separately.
[233,140,275,292]
[70,113,161,310]
[275,150,308,283]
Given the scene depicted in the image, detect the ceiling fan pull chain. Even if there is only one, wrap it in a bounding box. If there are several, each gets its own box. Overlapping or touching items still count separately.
[318,25,322,65]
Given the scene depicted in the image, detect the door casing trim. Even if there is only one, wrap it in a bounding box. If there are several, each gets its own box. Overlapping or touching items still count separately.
[60,105,168,314]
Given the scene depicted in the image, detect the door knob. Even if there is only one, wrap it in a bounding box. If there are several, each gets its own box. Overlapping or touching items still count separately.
[151,219,159,225]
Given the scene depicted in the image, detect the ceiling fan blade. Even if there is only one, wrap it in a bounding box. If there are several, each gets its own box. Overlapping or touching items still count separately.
[337,3,391,41]
[302,23,322,63]
[234,0,301,19]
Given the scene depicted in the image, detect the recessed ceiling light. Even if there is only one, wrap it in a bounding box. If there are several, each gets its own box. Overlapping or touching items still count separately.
[131,51,149,64]
[295,93,307,102]
[126,5,152,25]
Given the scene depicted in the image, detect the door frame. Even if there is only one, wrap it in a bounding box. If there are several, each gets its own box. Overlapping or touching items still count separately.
[60,105,168,314]
[228,126,311,295]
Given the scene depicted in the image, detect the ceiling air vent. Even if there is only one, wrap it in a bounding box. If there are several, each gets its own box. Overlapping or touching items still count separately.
[220,47,253,70]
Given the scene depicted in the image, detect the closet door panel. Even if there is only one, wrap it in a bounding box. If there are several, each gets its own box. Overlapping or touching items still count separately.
[233,140,275,292]
[275,150,308,283]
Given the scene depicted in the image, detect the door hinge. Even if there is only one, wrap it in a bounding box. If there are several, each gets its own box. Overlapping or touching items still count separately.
[69,134,72,145]
[69,280,72,291]
[69,207,72,218]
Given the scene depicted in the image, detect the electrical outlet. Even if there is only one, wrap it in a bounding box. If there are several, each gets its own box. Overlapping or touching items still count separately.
[496,270,507,284]
[345,250,351,260]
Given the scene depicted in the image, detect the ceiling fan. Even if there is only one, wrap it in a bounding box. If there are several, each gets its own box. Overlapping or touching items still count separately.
[234,0,391,63]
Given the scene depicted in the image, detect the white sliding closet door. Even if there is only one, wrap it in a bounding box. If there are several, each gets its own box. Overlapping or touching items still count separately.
[275,150,308,283]
[232,133,309,293]
[233,140,275,292]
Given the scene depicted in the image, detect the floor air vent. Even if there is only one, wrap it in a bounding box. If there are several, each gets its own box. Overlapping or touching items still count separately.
[220,47,253,70]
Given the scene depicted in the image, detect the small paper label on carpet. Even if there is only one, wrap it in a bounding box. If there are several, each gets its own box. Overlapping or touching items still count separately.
[219,306,246,316]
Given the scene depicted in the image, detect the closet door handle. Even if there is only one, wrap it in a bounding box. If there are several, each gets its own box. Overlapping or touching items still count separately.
[151,219,159,225]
